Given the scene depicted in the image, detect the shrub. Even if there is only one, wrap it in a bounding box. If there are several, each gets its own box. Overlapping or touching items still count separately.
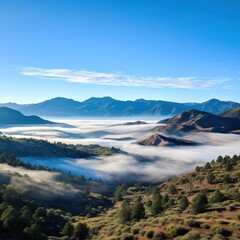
[206,173,215,184]
[139,229,146,236]
[210,225,224,235]
[145,230,154,238]
[168,185,177,194]
[231,222,240,230]
[166,224,189,237]
[132,228,140,234]
[184,219,199,228]
[211,190,225,203]
[180,230,200,240]
[121,234,135,240]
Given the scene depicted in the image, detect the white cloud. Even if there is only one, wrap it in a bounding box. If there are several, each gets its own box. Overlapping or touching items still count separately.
[21,67,230,89]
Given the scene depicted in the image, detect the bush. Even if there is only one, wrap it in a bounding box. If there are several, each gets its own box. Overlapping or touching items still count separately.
[166,224,189,237]
[132,228,140,234]
[145,230,154,238]
[121,234,135,240]
[179,230,200,240]
[179,196,189,211]
[231,222,240,230]
[206,173,215,184]
[184,219,199,228]
[168,185,177,194]
[210,225,224,235]
[211,190,225,203]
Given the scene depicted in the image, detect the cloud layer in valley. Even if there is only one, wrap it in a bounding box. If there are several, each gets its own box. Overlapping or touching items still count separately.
[1,118,240,182]
[21,67,230,89]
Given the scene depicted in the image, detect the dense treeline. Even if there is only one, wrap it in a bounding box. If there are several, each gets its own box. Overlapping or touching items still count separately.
[0,135,120,158]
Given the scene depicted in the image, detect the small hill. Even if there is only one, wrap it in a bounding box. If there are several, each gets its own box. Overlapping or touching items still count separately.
[219,107,240,119]
[123,121,147,125]
[137,134,197,147]
[0,107,52,125]
[157,109,240,134]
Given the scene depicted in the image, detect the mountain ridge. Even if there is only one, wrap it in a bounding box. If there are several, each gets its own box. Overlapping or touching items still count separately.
[0,107,53,125]
[157,109,240,134]
[0,97,239,117]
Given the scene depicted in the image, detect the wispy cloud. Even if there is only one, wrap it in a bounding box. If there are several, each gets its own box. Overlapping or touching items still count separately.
[21,67,230,89]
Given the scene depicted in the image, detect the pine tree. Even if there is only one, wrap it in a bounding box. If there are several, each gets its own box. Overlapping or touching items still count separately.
[191,194,208,214]
[132,202,145,221]
[119,201,132,223]
[62,222,73,238]
[74,223,89,240]
[151,193,163,215]
[179,196,189,211]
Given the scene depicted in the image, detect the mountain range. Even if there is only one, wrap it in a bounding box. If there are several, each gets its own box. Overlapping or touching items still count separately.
[0,97,239,117]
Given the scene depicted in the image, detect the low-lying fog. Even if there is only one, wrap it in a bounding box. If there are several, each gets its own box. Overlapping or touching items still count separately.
[1,118,240,182]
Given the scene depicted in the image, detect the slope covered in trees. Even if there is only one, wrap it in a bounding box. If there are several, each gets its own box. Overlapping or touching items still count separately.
[0,134,120,157]
[74,154,240,240]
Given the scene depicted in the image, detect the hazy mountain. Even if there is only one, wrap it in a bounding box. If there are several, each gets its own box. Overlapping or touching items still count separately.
[0,107,52,125]
[219,107,240,119]
[0,97,239,117]
[157,109,240,134]
[191,98,240,114]
[137,134,197,147]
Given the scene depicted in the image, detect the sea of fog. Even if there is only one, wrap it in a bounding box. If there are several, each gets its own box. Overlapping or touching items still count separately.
[1,117,240,182]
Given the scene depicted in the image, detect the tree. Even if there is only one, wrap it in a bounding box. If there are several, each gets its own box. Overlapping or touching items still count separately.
[179,196,189,211]
[191,194,208,214]
[216,155,223,163]
[206,173,215,184]
[131,202,145,221]
[83,188,90,196]
[136,195,142,203]
[211,190,225,203]
[151,193,163,215]
[62,222,73,238]
[24,223,42,240]
[114,184,126,202]
[195,166,201,171]
[35,207,47,217]
[168,185,177,194]
[225,161,233,171]
[223,173,231,184]
[204,162,212,170]
[74,223,89,240]
[162,194,170,206]
[119,201,132,223]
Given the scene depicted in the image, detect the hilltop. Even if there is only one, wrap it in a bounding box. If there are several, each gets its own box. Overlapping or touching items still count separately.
[219,107,240,119]
[137,134,197,147]
[157,109,240,134]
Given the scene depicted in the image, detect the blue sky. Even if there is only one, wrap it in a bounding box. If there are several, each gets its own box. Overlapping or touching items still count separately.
[0,0,239,103]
